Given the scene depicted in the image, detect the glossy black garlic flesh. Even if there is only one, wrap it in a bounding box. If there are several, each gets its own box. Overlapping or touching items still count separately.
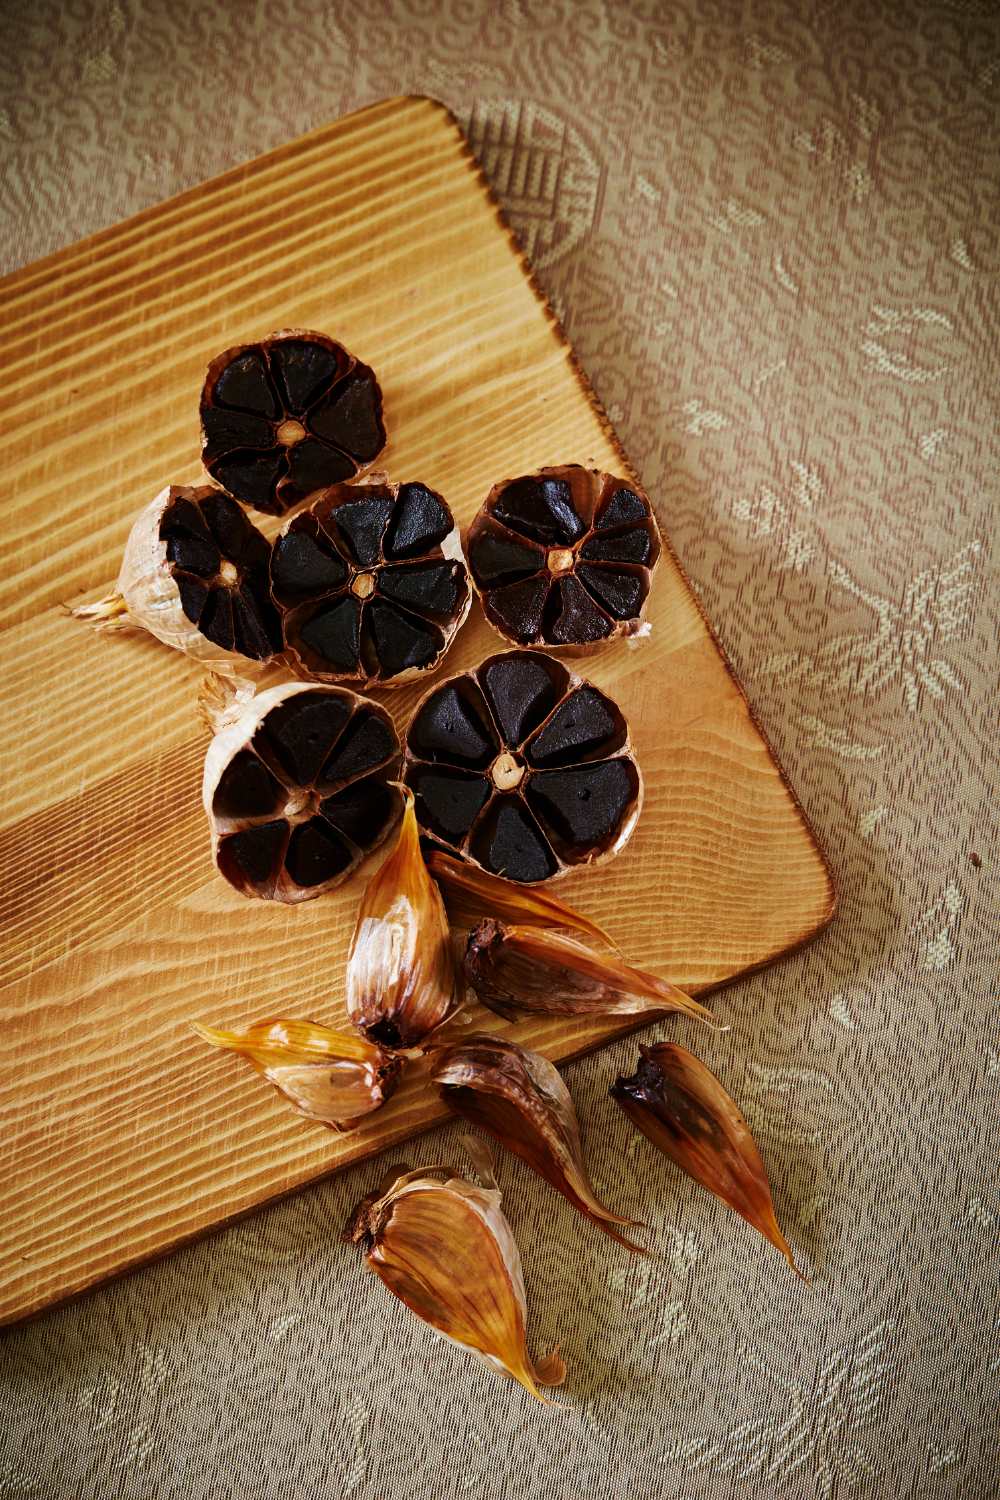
[203,682,402,901]
[270,479,471,687]
[200,328,385,515]
[466,465,661,650]
[159,485,282,660]
[403,649,642,883]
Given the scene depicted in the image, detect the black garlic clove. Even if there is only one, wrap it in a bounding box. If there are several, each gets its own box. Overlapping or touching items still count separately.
[463,918,715,1026]
[432,1034,645,1250]
[610,1044,801,1273]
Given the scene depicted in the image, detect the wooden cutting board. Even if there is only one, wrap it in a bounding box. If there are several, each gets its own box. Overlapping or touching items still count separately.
[0,95,834,1325]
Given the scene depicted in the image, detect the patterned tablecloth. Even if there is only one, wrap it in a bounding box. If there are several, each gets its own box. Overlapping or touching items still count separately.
[2,2,997,1496]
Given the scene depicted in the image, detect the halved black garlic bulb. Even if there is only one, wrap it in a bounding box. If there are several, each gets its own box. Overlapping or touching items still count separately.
[403,649,643,883]
[466,466,661,650]
[200,328,386,515]
[202,681,401,901]
[71,484,282,667]
[270,479,471,687]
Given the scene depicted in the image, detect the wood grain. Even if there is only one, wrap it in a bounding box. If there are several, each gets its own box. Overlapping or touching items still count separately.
[0,95,835,1325]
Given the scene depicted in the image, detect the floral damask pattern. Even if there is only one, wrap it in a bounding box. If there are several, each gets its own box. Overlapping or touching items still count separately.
[1,2,997,1498]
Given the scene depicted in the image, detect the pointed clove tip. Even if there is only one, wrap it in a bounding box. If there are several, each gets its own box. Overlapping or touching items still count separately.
[782,1242,810,1282]
[189,1019,249,1054]
[672,992,721,1029]
[602,1222,651,1255]
[766,1224,809,1281]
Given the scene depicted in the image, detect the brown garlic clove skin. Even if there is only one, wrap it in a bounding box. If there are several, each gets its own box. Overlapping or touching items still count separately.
[432,1034,645,1251]
[610,1043,801,1273]
[270,478,471,688]
[463,918,715,1027]
[466,466,661,652]
[403,649,643,884]
[200,328,386,515]
[344,1164,566,1401]
[203,679,402,902]
[192,1017,400,1131]
[346,787,462,1050]
[71,485,283,669]
[425,849,619,951]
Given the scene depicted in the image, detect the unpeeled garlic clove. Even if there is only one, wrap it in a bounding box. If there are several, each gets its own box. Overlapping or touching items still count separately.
[610,1043,801,1273]
[463,918,715,1026]
[425,849,619,951]
[432,1034,645,1251]
[346,787,462,1049]
[191,1017,400,1131]
[344,1164,566,1402]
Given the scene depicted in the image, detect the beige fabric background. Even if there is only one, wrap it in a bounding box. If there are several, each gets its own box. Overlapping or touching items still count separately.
[1,1,998,1496]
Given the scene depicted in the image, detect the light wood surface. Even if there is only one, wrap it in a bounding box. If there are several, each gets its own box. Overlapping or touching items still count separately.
[0,95,834,1325]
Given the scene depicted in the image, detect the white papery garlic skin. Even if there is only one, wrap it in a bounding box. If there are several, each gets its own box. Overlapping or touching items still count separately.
[201,679,298,817]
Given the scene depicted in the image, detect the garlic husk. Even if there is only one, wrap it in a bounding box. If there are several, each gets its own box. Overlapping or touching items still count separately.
[425,850,619,950]
[199,669,259,737]
[610,1043,801,1273]
[192,1017,400,1130]
[463,918,715,1026]
[71,485,279,671]
[344,1164,566,1401]
[346,787,461,1049]
[432,1034,645,1252]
